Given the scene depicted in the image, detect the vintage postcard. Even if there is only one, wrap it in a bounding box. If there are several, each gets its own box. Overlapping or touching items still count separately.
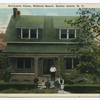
[0,3,100,97]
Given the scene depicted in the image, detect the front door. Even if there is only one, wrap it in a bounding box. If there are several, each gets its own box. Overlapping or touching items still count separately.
[43,59,54,74]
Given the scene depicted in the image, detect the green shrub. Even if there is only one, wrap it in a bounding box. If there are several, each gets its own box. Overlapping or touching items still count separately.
[0,88,19,93]
[65,72,100,83]
[0,56,12,81]
[76,61,98,74]
[0,88,57,93]
[64,71,80,84]
[0,81,33,85]
[64,85,100,93]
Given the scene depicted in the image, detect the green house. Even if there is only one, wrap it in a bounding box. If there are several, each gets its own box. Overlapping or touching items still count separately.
[2,8,81,81]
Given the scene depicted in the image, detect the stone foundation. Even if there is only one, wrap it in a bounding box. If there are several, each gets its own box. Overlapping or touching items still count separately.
[9,73,59,82]
[9,73,35,81]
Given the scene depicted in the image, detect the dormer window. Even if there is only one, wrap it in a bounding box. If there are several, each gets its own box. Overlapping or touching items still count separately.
[22,29,29,38]
[59,29,76,39]
[30,29,37,38]
[21,29,38,39]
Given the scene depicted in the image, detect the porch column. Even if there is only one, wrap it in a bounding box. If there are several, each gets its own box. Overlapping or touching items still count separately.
[34,56,39,77]
[55,58,58,76]
[64,58,66,74]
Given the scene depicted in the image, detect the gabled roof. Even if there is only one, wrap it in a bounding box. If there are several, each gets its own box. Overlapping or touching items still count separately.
[53,16,78,28]
[15,16,44,28]
[3,16,18,42]
[3,15,79,42]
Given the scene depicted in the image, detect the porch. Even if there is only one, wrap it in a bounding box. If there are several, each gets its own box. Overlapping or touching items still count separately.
[5,54,80,81]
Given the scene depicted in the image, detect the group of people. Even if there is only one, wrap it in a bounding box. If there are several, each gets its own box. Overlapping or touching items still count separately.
[40,76,64,90]
[45,65,64,90]
[33,65,64,90]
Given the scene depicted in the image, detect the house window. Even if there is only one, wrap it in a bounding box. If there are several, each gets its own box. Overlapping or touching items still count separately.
[69,29,75,38]
[59,29,76,39]
[73,58,80,69]
[17,58,24,68]
[17,58,31,69]
[66,58,80,69]
[22,29,29,38]
[21,29,38,39]
[66,58,72,69]
[30,29,37,38]
[61,29,67,38]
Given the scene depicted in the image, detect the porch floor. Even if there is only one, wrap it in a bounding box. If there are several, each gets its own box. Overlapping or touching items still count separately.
[38,75,59,82]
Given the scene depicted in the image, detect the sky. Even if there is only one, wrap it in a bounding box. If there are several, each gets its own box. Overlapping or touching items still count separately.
[0,8,100,33]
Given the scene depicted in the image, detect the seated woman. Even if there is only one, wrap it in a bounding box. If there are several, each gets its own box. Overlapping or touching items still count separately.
[50,81,55,89]
[58,76,64,91]
[40,80,46,89]
[33,78,39,89]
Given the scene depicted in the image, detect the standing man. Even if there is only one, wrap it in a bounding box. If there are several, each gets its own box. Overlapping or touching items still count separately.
[50,65,57,81]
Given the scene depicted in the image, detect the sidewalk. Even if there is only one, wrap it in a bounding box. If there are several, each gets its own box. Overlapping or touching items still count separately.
[58,90,71,94]
[0,93,100,97]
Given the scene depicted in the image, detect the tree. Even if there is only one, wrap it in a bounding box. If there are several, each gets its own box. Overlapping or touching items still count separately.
[66,8,100,81]
[0,56,12,81]
[67,8,100,42]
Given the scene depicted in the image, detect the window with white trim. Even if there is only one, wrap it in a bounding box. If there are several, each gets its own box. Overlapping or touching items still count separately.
[66,58,80,69]
[21,29,38,39]
[59,29,76,39]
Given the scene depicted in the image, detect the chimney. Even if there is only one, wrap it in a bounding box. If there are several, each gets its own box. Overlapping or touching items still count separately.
[13,8,21,18]
[17,11,20,15]
[13,8,18,18]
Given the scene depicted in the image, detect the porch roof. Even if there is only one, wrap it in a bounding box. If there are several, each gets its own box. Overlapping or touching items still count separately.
[2,43,76,54]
